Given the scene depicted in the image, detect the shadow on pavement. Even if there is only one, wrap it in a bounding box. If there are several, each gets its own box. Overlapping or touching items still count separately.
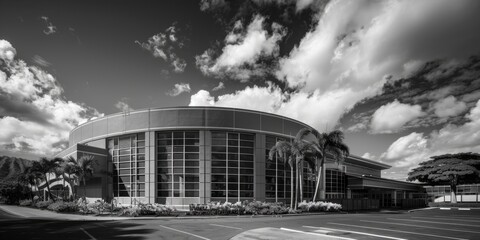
[0,219,156,240]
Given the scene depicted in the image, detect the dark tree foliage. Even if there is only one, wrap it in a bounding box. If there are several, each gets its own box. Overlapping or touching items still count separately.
[407,152,480,203]
[0,179,32,204]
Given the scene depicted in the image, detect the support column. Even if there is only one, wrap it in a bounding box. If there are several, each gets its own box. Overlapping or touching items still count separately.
[144,131,156,204]
[254,133,266,202]
[393,190,397,207]
[200,130,211,204]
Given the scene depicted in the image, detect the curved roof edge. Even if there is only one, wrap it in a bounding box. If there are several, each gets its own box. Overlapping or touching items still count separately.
[72,106,313,133]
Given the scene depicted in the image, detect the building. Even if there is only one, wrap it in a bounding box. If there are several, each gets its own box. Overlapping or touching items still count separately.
[56,106,424,207]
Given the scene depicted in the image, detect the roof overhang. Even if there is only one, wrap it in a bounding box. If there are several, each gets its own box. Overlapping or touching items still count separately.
[347,174,423,191]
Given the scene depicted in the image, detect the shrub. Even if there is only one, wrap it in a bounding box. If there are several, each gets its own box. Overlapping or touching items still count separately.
[298,201,342,212]
[35,200,53,209]
[19,199,32,206]
[47,201,78,212]
[136,202,175,216]
[117,206,140,217]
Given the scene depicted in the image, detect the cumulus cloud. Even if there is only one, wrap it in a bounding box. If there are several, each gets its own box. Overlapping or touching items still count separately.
[190,83,283,113]
[380,100,480,179]
[201,0,322,13]
[199,0,227,11]
[135,24,187,73]
[196,15,286,81]
[115,101,133,112]
[0,39,101,157]
[167,83,191,96]
[432,95,467,118]
[370,100,425,134]
[192,0,480,132]
[41,16,56,35]
[212,82,225,91]
[0,39,16,62]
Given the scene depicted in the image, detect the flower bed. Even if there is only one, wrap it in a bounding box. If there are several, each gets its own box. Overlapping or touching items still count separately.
[189,200,341,215]
[298,200,342,212]
[17,198,342,217]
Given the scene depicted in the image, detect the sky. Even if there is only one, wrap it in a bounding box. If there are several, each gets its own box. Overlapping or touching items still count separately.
[1,0,480,181]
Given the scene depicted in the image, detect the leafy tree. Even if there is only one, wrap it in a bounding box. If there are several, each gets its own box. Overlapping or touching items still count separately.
[17,165,40,201]
[0,179,31,204]
[407,152,480,203]
[64,155,97,200]
[31,157,63,201]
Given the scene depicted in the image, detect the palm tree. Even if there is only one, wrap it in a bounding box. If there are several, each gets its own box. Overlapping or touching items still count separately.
[306,130,349,201]
[269,141,294,208]
[269,129,319,209]
[290,136,317,205]
[31,157,62,201]
[65,155,97,200]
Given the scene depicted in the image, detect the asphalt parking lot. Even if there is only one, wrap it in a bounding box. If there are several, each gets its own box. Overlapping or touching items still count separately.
[1,207,479,239]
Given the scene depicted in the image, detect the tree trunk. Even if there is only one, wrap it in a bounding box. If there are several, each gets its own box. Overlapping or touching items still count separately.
[313,156,326,201]
[83,177,87,200]
[295,163,299,210]
[44,173,55,201]
[298,158,303,203]
[450,179,457,203]
[290,165,294,209]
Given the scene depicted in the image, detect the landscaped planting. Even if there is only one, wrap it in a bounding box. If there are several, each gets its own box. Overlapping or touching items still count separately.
[188,200,341,215]
[15,198,341,216]
[298,200,342,212]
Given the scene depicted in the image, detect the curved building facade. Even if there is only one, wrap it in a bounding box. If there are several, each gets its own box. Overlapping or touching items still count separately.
[57,106,423,207]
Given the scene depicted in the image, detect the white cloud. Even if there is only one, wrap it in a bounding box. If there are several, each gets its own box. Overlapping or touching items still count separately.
[135,25,187,73]
[189,83,374,131]
[380,100,480,177]
[41,16,56,35]
[196,15,286,81]
[370,100,425,134]
[192,0,480,134]
[115,101,133,112]
[167,83,191,96]
[0,39,101,157]
[433,95,467,118]
[0,39,16,62]
[199,0,226,11]
[189,90,215,106]
[212,82,225,91]
[361,152,377,161]
[190,83,283,113]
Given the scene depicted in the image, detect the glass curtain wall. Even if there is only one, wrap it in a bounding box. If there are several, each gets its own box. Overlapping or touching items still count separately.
[211,132,254,202]
[109,133,145,197]
[157,131,200,199]
[325,169,346,199]
[265,136,292,203]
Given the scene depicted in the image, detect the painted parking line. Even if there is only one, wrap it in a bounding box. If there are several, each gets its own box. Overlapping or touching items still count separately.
[209,224,242,230]
[279,228,356,240]
[303,226,407,240]
[361,220,480,234]
[411,216,480,223]
[328,223,468,240]
[387,218,480,227]
[434,215,480,221]
[79,227,97,240]
[159,225,211,240]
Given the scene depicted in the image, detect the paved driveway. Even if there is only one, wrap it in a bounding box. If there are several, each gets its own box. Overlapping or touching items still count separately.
[1,206,479,239]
